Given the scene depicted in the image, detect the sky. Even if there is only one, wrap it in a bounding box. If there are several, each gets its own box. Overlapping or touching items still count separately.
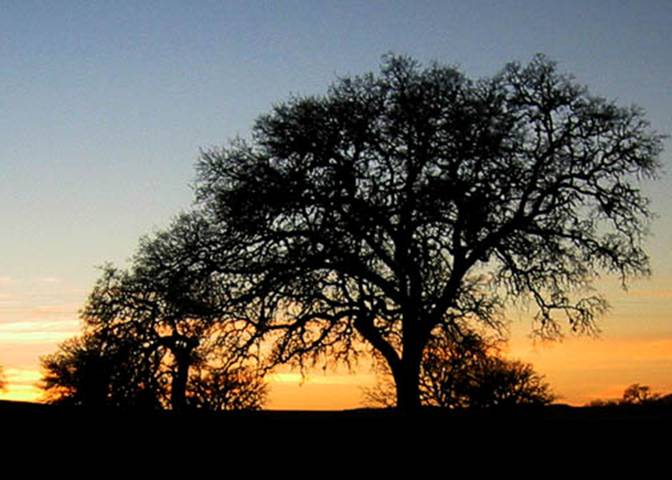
[0,0,670,408]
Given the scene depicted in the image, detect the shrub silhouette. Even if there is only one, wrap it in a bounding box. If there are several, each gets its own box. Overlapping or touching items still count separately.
[366,332,554,408]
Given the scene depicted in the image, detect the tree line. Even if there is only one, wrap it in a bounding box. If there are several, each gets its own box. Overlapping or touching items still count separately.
[40,53,663,412]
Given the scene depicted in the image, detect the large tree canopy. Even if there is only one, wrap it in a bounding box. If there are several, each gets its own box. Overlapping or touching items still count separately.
[195,54,663,410]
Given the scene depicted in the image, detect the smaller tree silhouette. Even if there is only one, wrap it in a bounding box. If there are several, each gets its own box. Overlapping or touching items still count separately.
[68,213,256,411]
[41,213,266,411]
[366,332,554,409]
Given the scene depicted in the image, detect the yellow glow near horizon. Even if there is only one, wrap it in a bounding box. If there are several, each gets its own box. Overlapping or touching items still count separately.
[1,386,42,403]
[0,368,43,403]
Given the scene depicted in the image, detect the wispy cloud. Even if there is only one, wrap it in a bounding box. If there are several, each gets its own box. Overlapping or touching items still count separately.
[32,303,80,316]
[4,367,41,385]
[0,302,81,323]
[0,293,19,308]
[33,277,62,285]
[0,320,78,344]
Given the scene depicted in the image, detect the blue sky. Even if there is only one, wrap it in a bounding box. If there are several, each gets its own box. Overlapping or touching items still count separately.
[1,0,670,405]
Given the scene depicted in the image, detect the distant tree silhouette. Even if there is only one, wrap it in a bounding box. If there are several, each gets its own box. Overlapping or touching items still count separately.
[365,331,554,408]
[195,54,663,411]
[42,213,265,411]
[621,383,661,405]
[588,383,669,407]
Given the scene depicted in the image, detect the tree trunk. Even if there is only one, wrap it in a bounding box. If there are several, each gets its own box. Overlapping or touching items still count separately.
[393,350,423,413]
[354,308,426,412]
[171,350,190,412]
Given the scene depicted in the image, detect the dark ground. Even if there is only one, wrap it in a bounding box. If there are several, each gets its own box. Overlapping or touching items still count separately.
[2,399,671,431]
[1,400,668,464]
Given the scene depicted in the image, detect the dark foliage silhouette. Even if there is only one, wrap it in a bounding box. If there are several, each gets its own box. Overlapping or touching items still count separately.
[365,331,554,408]
[41,330,163,409]
[194,54,663,411]
[41,213,266,411]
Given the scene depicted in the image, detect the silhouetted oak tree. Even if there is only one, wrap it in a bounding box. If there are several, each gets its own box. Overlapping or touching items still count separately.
[196,54,663,411]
